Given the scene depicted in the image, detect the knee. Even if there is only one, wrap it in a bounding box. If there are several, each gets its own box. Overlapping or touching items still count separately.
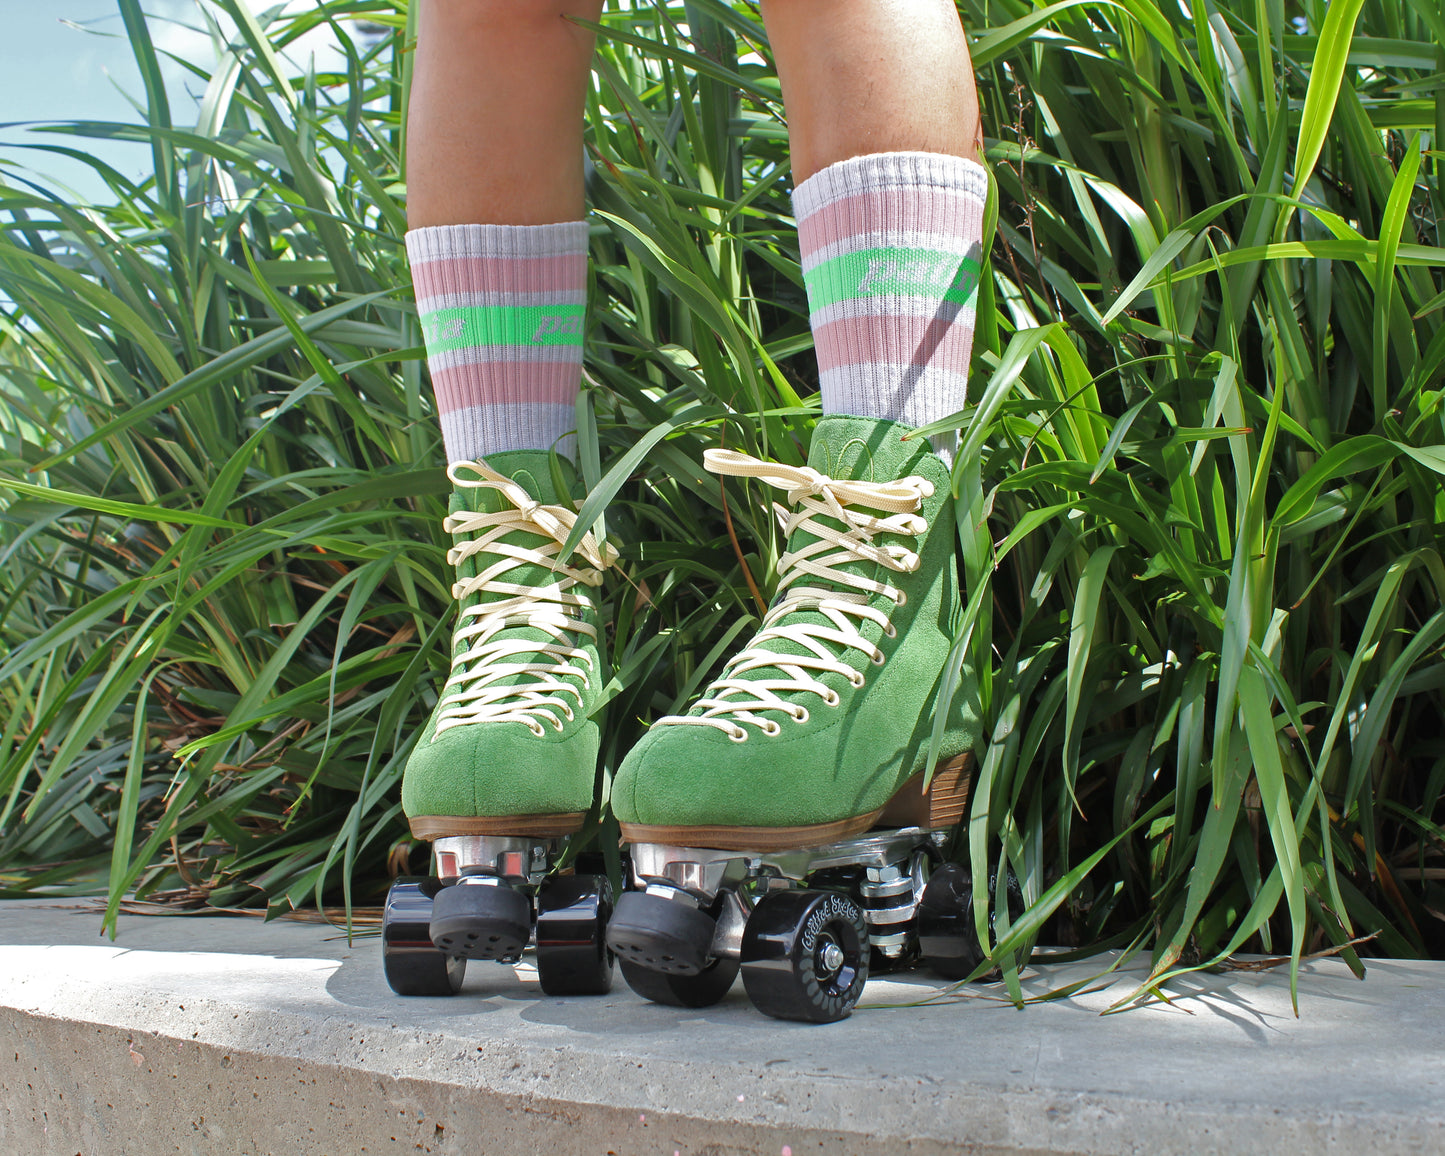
[418,0,597,38]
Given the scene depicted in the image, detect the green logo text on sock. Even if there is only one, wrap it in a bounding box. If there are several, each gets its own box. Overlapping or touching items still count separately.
[421,304,586,352]
[805,248,981,310]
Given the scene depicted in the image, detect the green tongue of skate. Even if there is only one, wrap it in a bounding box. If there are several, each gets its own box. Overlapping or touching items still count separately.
[448,450,598,692]
[704,415,941,703]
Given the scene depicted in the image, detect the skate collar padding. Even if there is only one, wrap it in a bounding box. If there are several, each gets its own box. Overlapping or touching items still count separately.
[651,447,933,742]
[435,460,617,740]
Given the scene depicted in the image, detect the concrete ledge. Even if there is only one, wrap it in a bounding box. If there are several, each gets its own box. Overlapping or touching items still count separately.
[1,900,1442,1155]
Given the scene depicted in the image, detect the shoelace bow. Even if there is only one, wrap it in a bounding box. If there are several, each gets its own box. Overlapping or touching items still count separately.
[434,461,616,739]
[657,447,934,741]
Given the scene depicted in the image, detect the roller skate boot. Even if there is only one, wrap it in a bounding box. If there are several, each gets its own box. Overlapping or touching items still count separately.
[608,415,986,1022]
[383,451,618,999]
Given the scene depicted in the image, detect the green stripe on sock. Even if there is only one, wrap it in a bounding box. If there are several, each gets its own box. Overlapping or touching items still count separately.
[420,304,586,352]
[805,247,981,310]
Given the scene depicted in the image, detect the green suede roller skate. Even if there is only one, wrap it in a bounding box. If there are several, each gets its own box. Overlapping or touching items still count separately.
[382,450,618,1000]
[607,415,984,1022]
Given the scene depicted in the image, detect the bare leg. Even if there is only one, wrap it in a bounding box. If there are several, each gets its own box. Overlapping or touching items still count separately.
[759,0,981,181]
[407,0,604,227]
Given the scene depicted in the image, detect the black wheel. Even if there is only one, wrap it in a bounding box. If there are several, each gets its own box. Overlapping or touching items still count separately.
[618,955,740,1008]
[605,890,717,976]
[383,877,466,996]
[739,890,869,1024]
[535,874,614,996]
[429,877,533,962]
[917,863,1028,981]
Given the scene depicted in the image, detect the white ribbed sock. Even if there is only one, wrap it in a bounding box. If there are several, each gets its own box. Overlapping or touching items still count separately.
[406,222,588,463]
[794,152,988,463]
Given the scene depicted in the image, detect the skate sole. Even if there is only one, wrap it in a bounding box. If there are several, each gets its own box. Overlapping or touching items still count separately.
[408,812,587,840]
[617,754,972,852]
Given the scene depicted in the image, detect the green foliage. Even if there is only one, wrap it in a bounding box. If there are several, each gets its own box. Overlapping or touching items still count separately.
[1,0,1442,1000]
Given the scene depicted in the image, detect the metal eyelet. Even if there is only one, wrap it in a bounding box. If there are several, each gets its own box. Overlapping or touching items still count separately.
[848,671,866,689]
[822,690,841,707]
[728,727,749,742]
[894,592,907,606]
[871,651,886,666]
[762,720,782,737]
[884,624,897,638]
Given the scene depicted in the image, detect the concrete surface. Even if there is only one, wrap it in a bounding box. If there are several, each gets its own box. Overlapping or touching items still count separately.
[0,899,1441,1155]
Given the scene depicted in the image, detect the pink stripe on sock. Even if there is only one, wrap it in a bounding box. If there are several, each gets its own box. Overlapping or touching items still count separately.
[812,314,977,375]
[797,189,983,256]
[411,253,588,300]
[430,362,583,414]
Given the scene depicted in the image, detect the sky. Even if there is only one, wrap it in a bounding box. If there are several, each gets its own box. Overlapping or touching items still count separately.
[1,1,344,200]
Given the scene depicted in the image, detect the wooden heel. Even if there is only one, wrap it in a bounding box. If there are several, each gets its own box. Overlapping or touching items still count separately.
[878,753,974,829]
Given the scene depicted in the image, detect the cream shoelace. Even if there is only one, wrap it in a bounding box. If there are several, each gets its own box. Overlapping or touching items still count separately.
[434,461,615,740]
[656,448,934,742]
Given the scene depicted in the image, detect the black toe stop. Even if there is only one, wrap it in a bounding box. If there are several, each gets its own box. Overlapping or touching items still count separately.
[429,880,532,961]
[605,890,717,976]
